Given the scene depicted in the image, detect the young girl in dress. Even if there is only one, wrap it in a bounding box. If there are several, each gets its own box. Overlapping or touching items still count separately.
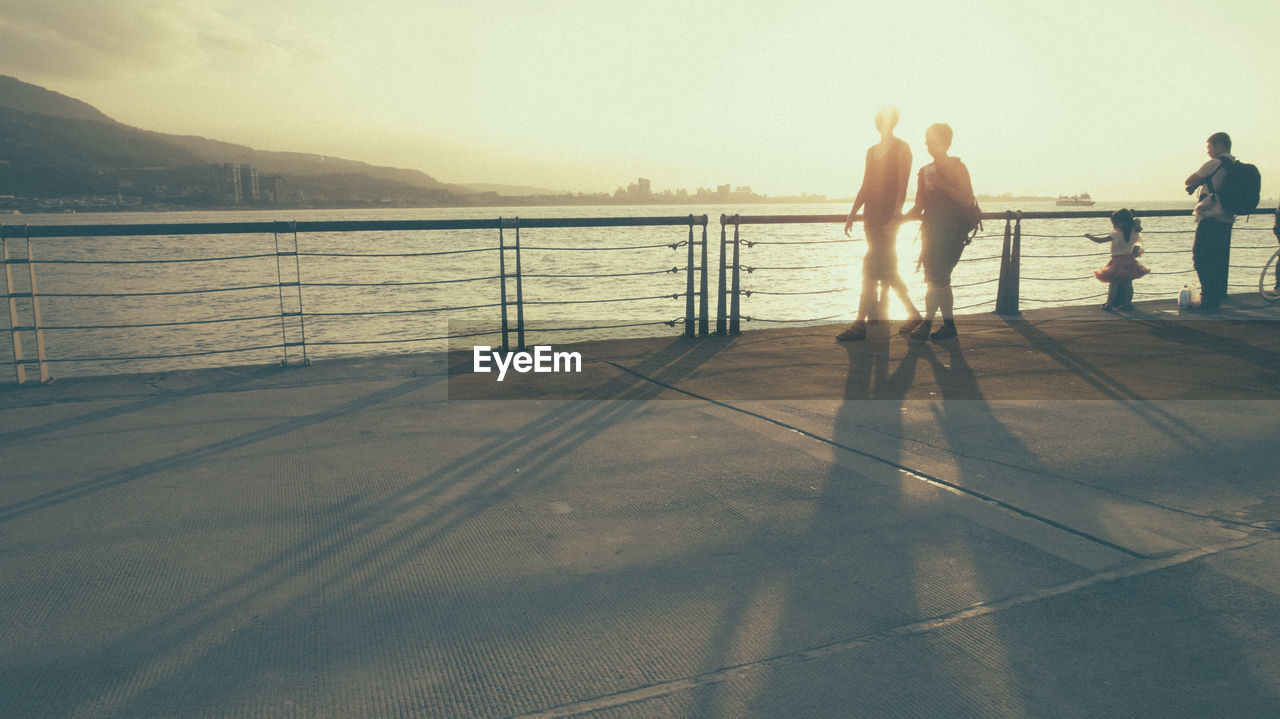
[1085,208,1150,310]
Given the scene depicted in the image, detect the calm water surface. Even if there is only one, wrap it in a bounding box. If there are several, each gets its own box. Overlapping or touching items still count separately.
[3,202,1275,378]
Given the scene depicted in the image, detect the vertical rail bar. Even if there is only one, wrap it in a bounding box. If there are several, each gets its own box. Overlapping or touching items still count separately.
[685,217,695,337]
[514,219,525,351]
[2,229,26,384]
[1010,211,1022,315]
[699,219,709,337]
[273,227,289,365]
[290,222,309,365]
[730,215,741,335]
[498,221,510,352]
[996,212,1016,315]
[716,216,727,335]
[24,230,50,382]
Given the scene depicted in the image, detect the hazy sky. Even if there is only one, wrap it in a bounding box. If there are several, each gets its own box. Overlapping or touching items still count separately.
[2,0,1275,200]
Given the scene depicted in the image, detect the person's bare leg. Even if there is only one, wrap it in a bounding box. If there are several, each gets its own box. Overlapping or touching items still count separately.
[887,274,921,320]
[1102,282,1118,310]
[910,285,940,339]
[939,286,955,320]
[930,285,957,338]
[839,276,878,340]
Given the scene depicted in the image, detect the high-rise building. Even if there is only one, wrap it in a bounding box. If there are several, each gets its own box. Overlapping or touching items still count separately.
[239,165,260,202]
[261,175,287,204]
[212,163,242,204]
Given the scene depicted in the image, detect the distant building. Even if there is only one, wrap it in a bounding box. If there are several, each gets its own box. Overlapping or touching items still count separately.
[620,177,656,202]
[261,175,287,204]
[239,165,260,202]
[212,163,242,204]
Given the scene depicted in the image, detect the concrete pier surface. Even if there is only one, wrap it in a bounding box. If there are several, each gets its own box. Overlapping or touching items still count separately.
[2,296,1279,718]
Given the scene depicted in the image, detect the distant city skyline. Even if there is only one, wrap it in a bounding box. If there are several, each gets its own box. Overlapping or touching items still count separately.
[2,0,1276,202]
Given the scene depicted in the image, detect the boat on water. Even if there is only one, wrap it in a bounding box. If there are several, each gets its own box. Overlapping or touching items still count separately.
[1056,193,1095,206]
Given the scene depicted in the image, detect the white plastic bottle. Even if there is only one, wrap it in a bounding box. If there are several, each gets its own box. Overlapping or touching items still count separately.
[1178,284,1191,311]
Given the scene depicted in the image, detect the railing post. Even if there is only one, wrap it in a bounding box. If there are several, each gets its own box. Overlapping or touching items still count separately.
[293,222,309,365]
[2,226,50,384]
[730,214,741,335]
[273,221,309,366]
[498,217,524,351]
[0,226,12,384]
[514,219,525,351]
[498,220,510,351]
[24,229,50,382]
[3,227,27,384]
[716,216,727,335]
[273,227,289,364]
[685,216,695,337]
[1011,211,1022,314]
[996,211,1022,315]
[699,218,709,337]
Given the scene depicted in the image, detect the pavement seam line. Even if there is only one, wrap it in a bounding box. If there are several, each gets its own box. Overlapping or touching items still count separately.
[513,536,1275,719]
[773,401,1263,530]
[602,360,1146,559]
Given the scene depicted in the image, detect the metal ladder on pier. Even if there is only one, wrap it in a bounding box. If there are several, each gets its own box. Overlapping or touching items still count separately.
[2,227,50,384]
[274,222,309,366]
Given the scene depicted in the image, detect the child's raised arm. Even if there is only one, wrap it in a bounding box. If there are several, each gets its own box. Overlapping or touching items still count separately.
[1083,233,1110,244]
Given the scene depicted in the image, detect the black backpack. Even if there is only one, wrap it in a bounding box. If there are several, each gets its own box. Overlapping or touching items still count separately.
[1211,156,1262,215]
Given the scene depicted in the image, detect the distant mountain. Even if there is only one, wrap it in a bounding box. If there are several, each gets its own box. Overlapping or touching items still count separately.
[459,182,569,197]
[0,75,117,124]
[0,74,475,208]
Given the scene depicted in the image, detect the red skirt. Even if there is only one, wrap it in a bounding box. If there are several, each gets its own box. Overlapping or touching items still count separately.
[1095,254,1150,282]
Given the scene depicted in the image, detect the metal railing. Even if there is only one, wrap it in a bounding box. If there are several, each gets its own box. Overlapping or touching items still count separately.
[714,208,1278,333]
[4,208,1276,384]
[1,216,709,384]
[716,211,1008,333]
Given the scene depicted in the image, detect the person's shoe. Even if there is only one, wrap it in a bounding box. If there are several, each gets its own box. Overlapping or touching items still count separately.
[908,320,932,341]
[836,322,867,341]
[929,321,958,340]
[1100,304,1113,311]
[897,318,924,337]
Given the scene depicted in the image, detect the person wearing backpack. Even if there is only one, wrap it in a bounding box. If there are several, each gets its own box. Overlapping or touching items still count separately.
[1184,132,1249,311]
[902,123,975,340]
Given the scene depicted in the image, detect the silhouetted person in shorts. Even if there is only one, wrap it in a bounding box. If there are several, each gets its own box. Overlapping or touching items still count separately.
[902,123,973,341]
[837,107,922,341]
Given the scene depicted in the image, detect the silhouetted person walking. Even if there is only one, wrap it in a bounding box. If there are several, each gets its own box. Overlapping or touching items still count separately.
[837,107,922,341]
[1185,132,1236,311]
[903,123,974,340]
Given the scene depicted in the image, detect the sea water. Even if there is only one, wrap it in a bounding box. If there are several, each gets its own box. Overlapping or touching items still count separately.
[2,202,1275,377]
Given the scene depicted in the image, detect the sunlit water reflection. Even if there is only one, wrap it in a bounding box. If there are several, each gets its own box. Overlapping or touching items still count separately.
[3,202,1274,377]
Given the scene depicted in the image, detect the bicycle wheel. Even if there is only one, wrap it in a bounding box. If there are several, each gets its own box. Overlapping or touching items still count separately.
[1262,249,1280,302]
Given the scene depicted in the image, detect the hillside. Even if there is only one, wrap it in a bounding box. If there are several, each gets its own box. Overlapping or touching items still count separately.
[0,75,118,124]
[0,74,472,210]
[459,182,568,196]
